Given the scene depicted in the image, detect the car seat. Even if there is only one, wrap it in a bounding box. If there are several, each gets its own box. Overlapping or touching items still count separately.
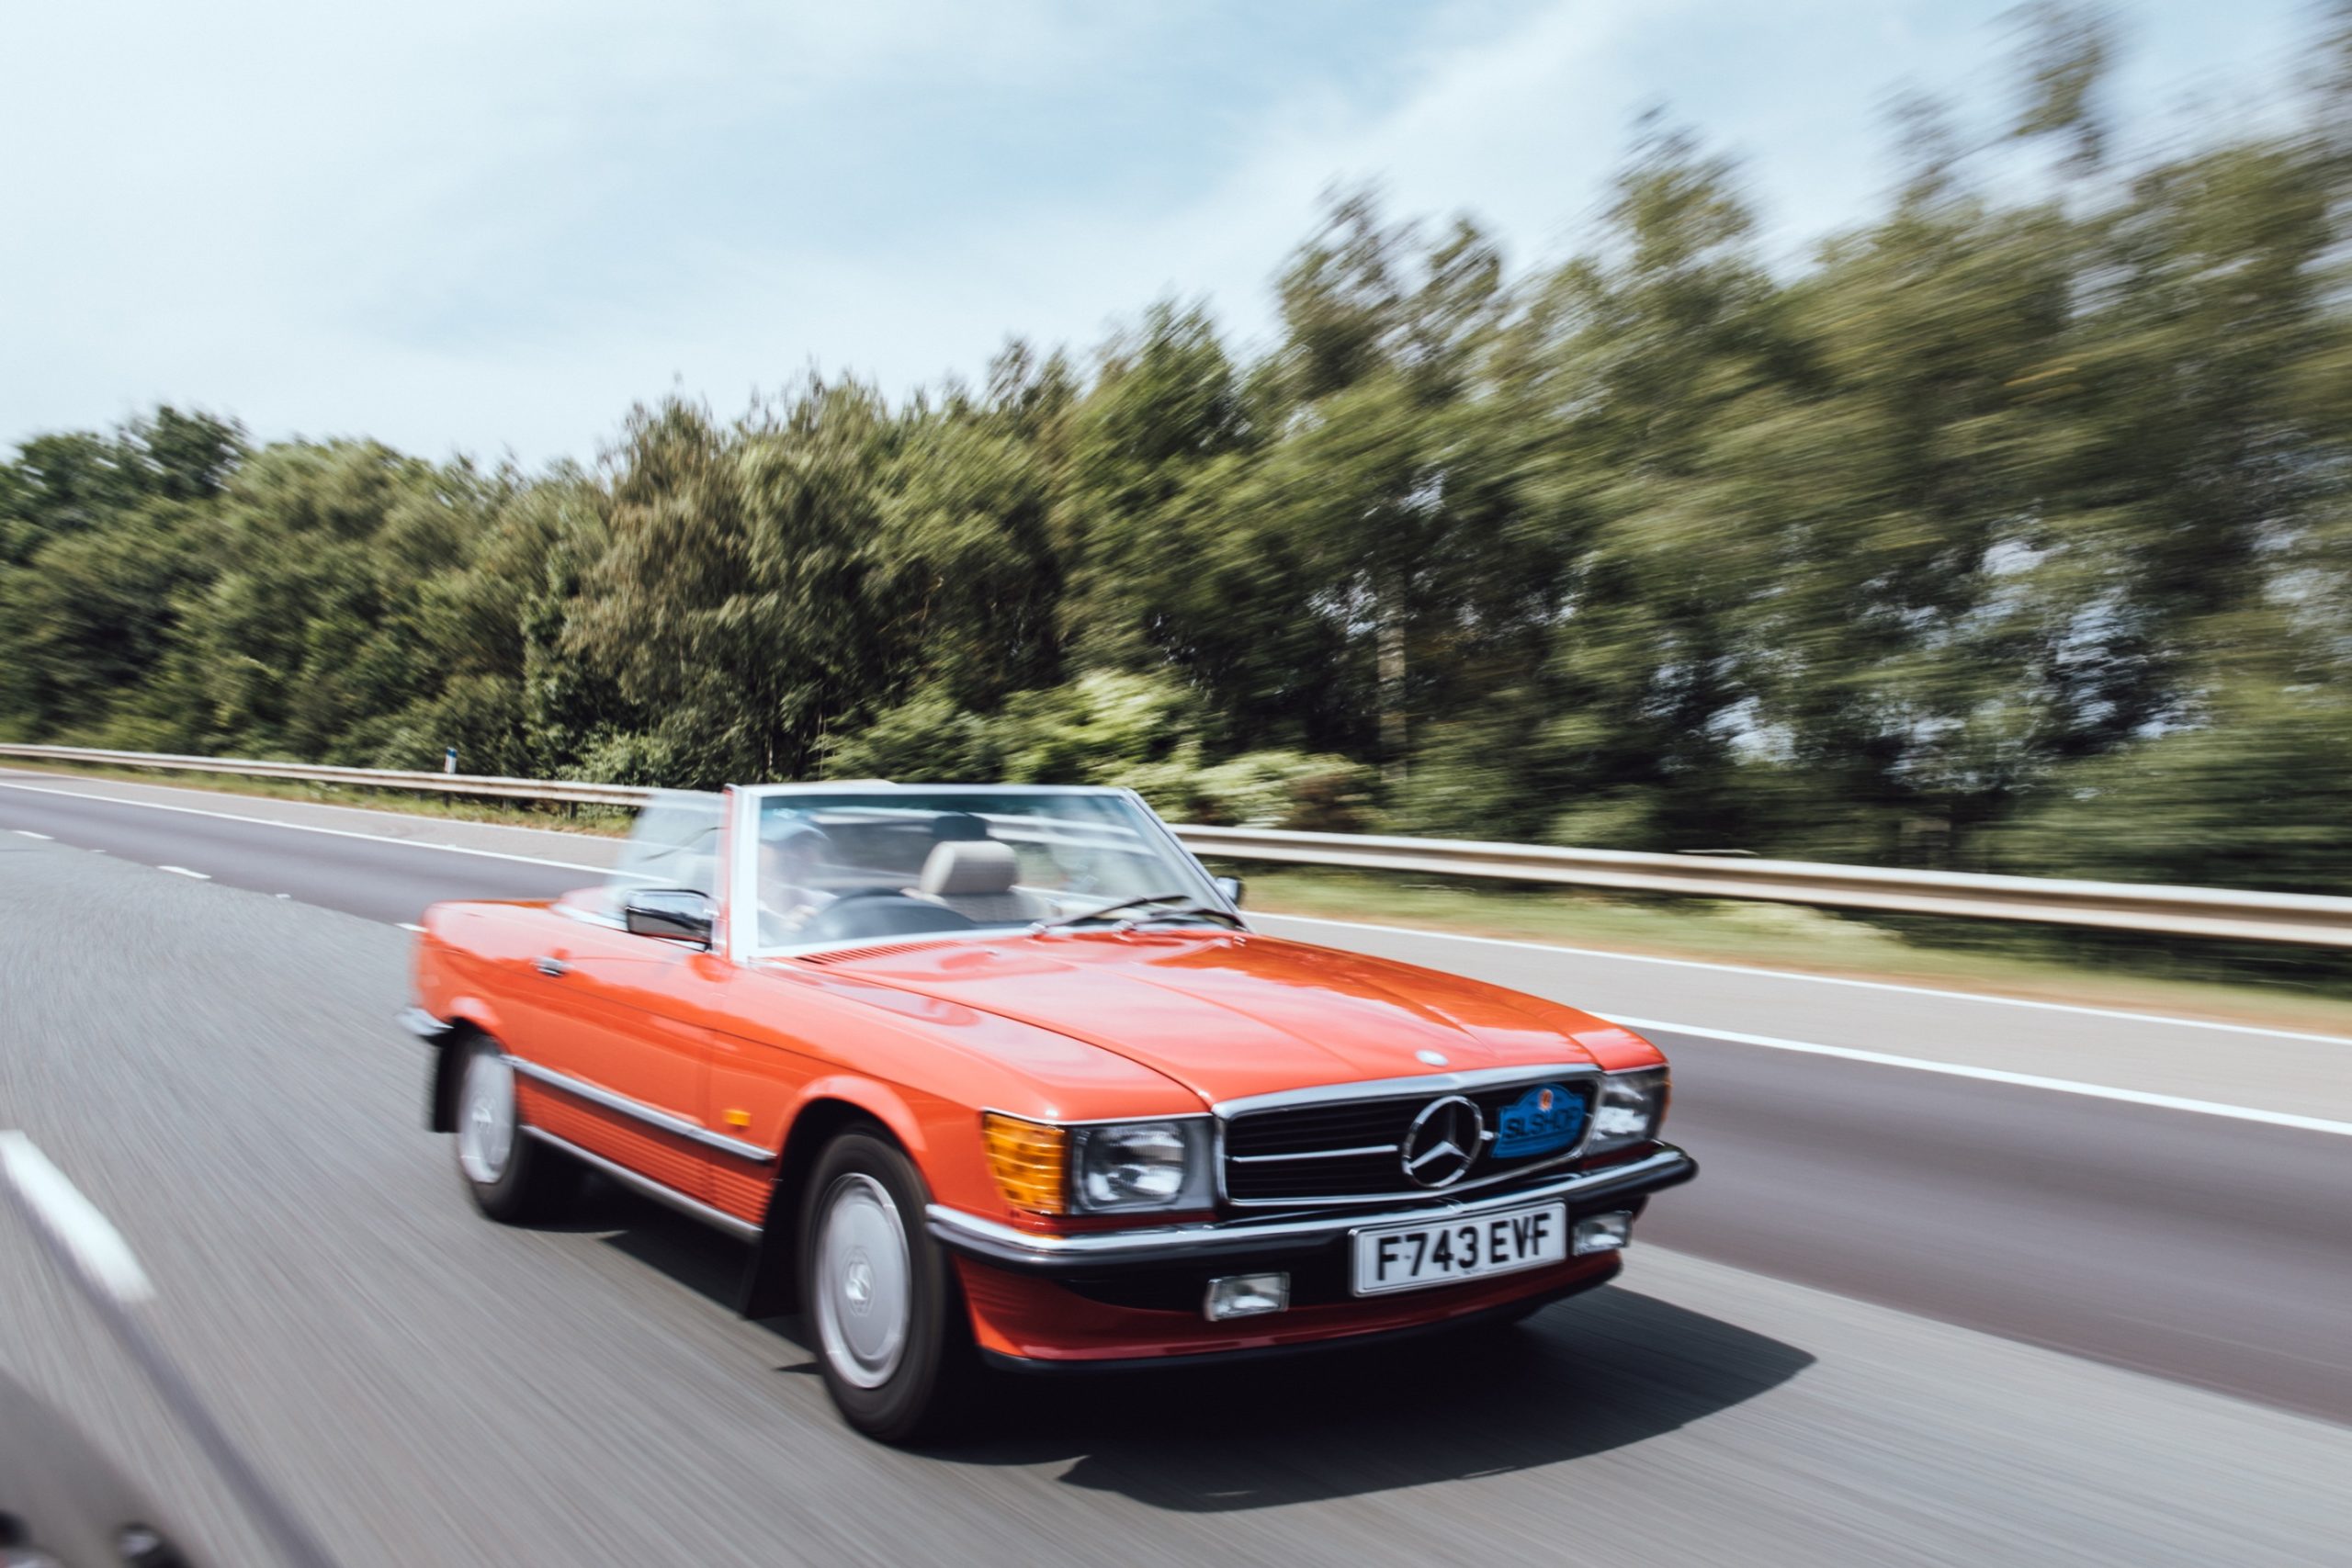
[910,840,1039,925]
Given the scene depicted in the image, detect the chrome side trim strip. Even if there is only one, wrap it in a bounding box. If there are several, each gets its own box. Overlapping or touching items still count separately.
[397,1007,454,1040]
[1212,1063,1600,1119]
[927,1145,1695,1269]
[1227,1144,1398,1164]
[503,1055,776,1163]
[520,1127,761,1241]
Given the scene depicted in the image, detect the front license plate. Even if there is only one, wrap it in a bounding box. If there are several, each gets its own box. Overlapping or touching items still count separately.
[1351,1201,1568,1296]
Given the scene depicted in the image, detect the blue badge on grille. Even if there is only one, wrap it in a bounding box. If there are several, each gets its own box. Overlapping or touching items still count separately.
[1493,1083,1585,1158]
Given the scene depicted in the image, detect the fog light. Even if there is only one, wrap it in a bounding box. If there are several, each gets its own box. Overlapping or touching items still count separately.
[1573,1212,1634,1256]
[1204,1272,1289,1321]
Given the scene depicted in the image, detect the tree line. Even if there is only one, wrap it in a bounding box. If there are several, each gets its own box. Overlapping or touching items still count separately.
[7,6,2352,897]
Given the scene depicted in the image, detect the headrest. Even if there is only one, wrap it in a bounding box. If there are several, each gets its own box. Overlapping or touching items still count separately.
[919,839,1018,897]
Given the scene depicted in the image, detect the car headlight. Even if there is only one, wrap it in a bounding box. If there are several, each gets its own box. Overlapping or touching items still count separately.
[981,1113,1214,1214]
[1073,1120,1214,1213]
[1589,1067,1668,1153]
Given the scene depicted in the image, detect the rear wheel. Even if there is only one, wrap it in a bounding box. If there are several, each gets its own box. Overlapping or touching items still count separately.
[452,1036,573,1223]
[800,1128,970,1443]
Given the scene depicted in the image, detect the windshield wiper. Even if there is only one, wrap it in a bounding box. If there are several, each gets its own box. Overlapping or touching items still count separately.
[1035,892,1243,931]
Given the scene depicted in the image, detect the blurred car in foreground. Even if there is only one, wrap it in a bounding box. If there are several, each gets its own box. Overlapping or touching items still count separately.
[401,784,1696,1439]
[1,1131,336,1568]
[0,1371,198,1568]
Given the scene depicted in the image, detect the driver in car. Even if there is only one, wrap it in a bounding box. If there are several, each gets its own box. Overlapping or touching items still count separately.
[757,821,838,942]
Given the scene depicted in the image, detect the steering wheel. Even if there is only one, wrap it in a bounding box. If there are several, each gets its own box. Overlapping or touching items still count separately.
[795,891,978,944]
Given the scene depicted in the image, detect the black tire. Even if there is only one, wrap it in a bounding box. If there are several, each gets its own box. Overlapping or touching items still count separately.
[798,1126,972,1443]
[450,1035,575,1224]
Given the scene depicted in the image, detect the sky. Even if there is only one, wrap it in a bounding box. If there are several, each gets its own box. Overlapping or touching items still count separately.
[0,0,2321,469]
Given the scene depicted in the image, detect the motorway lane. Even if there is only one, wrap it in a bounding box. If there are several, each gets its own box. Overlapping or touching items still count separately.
[3,840,2348,1567]
[1261,910,2352,1124]
[16,767,2352,1122]
[0,776,599,921]
[1645,1032,2352,1420]
[5,774,2350,1424]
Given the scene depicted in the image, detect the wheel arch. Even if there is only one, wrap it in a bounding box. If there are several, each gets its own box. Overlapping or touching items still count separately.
[424,1020,488,1134]
[738,1088,926,1320]
[421,998,510,1133]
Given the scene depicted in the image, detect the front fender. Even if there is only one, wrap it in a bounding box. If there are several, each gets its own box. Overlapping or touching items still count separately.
[406,997,503,1134]
[738,1075,942,1320]
[439,994,506,1042]
[786,1072,932,1163]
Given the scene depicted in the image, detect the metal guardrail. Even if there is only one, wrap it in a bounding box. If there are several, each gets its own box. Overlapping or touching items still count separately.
[6,741,2352,948]
[1175,826,2352,949]
[0,742,652,807]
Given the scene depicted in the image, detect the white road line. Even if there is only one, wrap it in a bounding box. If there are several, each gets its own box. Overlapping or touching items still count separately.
[0,779,612,875]
[0,1131,155,1303]
[12,829,52,839]
[1613,1015,2352,1136]
[398,922,425,932]
[156,865,210,880]
[1254,910,2352,1048]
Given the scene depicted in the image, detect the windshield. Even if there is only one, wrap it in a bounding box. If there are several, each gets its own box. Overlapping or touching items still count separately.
[747,788,1219,950]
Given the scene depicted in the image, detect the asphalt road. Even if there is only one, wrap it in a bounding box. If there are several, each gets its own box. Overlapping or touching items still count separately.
[2,775,2348,1566]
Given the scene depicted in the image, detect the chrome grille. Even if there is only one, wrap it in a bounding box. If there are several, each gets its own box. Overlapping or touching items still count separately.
[1220,1074,1599,1207]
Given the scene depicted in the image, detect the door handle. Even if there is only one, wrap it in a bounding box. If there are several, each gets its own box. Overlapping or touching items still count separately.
[535,956,570,977]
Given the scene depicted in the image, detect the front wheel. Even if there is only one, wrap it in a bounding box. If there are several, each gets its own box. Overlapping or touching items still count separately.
[451,1036,574,1223]
[800,1128,971,1442]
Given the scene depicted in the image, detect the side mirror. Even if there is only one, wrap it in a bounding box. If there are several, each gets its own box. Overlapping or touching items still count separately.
[1213,875,1245,908]
[625,888,714,946]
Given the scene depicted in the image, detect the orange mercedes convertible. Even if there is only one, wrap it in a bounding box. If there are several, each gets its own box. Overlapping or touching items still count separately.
[402,784,1696,1439]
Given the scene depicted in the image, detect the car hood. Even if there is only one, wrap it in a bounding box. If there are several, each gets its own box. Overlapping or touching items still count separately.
[797,929,1631,1105]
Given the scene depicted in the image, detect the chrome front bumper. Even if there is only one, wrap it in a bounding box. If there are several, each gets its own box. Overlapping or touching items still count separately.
[927,1144,1696,1273]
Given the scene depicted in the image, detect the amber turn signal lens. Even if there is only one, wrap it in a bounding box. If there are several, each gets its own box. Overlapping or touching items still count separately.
[982,1113,1069,1214]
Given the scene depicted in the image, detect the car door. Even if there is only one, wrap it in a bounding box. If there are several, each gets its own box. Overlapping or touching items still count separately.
[518,919,722,1203]
[503,791,731,1203]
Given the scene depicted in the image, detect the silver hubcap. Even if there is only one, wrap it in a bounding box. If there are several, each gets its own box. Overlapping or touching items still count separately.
[813,1173,911,1390]
[457,1050,515,1184]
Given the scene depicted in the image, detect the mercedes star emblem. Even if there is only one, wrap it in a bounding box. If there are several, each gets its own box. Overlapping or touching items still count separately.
[1400,1095,1484,1188]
